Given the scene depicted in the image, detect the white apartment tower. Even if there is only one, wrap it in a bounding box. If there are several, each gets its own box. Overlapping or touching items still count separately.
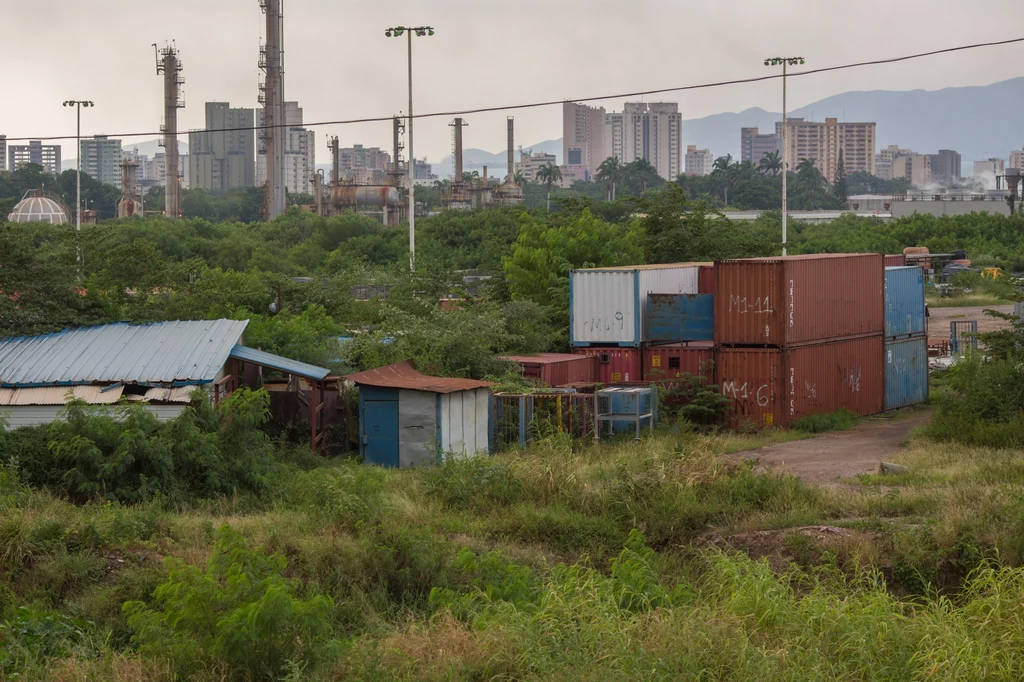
[257,102,315,195]
[603,102,683,180]
[562,102,608,178]
[685,146,714,176]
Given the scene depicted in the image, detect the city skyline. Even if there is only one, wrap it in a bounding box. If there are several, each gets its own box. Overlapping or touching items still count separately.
[5,0,1024,170]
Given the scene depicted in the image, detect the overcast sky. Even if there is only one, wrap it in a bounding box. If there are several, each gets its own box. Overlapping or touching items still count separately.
[4,0,1024,168]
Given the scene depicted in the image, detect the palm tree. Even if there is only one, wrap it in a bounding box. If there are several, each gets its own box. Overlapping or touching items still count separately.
[758,151,783,176]
[535,163,562,211]
[712,155,738,205]
[596,157,622,200]
[513,171,527,187]
[796,158,823,207]
[461,170,479,184]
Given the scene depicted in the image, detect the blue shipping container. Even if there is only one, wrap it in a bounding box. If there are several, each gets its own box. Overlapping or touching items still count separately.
[646,293,714,342]
[885,337,928,410]
[885,266,926,339]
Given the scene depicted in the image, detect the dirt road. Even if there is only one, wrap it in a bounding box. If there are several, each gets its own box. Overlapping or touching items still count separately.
[730,411,931,485]
[927,304,1012,345]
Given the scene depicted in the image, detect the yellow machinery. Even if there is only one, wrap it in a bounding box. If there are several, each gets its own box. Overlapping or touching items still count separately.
[982,267,1003,280]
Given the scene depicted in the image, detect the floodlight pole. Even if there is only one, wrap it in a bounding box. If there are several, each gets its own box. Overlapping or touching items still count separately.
[765,58,803,256]
[63,99,93,269]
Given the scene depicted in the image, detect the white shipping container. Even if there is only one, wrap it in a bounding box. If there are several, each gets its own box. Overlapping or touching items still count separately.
[570,264,701,346]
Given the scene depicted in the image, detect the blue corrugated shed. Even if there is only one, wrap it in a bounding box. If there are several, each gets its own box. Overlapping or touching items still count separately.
[0,320,248,388]
[229,345,330,381]
[885,337,929,410]
[885,266,926,339]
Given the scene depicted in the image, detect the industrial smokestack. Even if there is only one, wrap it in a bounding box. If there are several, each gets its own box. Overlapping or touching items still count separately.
[454,117,464,181]
[154,43,183,217]
[507,117,514,182]
[259,0,286,220]
[117,157,141,219]
[328,136,339,184]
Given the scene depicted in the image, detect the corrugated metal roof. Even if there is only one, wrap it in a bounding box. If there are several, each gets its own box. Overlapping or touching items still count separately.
[498,353,585,365]
[345,360,492,394]
[229,345,331,381]
[0,319,248,388]
[127,386,198,404]
[576,262,712,272]
[0,385,124,406]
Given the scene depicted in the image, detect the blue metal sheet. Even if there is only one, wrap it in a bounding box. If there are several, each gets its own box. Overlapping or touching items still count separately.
[646,294,714,343]
[885,337,928,410]
[229,345,330,380]
[885,266,926,339]
[362,399,399,467]
[0,320,248,388]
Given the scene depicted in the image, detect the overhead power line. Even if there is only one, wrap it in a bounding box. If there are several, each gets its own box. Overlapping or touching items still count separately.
[6,36,1024,143]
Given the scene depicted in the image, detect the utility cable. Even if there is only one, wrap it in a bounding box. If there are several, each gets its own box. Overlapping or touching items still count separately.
[5,36,1024,143]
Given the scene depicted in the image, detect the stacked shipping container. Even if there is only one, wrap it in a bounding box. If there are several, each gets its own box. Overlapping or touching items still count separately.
[884,266,928,410]
[714,254,886,427]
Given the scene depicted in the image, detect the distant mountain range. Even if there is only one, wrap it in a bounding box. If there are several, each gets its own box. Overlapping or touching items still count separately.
[433,78,1024,176]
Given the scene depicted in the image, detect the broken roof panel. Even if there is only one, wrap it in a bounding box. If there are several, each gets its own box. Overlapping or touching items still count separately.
[345,360,492,394]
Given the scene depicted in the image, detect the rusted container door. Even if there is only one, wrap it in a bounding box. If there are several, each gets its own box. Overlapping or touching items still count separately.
[714,260,785,346]
[541,356,596,386]
[644,344,715,382]
[716,347,783,429]
[646,293,714,343]
[715,254,884,347]
[698,266,716,295]
[717,337,884,428]
[571,347,641,384]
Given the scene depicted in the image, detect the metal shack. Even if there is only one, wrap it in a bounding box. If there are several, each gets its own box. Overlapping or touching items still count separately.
[346,361,493,468]
[0,319,333,449]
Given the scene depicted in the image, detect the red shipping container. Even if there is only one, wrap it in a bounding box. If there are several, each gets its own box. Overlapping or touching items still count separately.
[884,254,907,267]
[714,254,884,347]
[715,336,884,429]
[571,347,641,384]
[698,265,716,295]
[643,343,715,382]
[499,353,596,387]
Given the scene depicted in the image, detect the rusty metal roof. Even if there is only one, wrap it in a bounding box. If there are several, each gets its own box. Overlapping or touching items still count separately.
[345,360,493,394]
[498,353,584,365]
[0,319,248,388]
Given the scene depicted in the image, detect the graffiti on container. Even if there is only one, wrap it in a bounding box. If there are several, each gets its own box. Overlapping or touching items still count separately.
[722,380,771,407]
[887,350,908,375]
[728,295,774,314]
[788,367,817,416]
[847,366,862,392]
[789,279,795,329]
[583,312,625,333]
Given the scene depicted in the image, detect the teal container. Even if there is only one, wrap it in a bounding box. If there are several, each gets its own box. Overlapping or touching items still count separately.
[885,266,926,339]
[885,337,928,410]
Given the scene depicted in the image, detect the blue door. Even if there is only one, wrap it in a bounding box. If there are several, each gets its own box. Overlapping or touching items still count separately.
[363,400,399,467]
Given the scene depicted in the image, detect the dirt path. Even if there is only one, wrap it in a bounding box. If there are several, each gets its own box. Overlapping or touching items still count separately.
[729,411,931,485]
[927,304,1012,345]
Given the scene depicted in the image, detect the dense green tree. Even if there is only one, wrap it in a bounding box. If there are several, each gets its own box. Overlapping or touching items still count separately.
[834,148,848,202]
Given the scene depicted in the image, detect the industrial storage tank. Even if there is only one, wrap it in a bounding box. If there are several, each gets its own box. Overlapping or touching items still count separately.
[7,190,69,225]
[330,185,401,208]
[714,254,884,347]
[570,263,702,347]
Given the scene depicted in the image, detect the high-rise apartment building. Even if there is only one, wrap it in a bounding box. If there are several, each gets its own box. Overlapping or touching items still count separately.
[775,118,876,182]
[740,128,780,165]
[685,146,714,176]
[1009,149,1024,171]
[339,145,391,183]
[189,103,256,191]
[79,135,123,186]
[602,102,683,180]
[257,102,314,195]
[0,135,6,172]
[515,151,557,184]
[562,102,608,178]
[974,158,1005,178]
[930,150,961,184]
[8,141,61,175]
[891,154,931,187]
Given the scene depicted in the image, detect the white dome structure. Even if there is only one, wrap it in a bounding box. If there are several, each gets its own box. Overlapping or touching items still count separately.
[7,190,69,225]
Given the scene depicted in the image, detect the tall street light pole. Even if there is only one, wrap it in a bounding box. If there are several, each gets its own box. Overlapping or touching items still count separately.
[62,99,94,268]
[764,57,803,256]
[386,25,434,272]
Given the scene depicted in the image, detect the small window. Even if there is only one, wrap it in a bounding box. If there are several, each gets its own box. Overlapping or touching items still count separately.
[668,357,680,370]
[599,353,611,364]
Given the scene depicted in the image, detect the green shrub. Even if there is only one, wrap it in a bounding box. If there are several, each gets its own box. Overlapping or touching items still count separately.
[123,525,334,681]
[791,408,859,434]
[423,457,525,512]
[0,606,94,676]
